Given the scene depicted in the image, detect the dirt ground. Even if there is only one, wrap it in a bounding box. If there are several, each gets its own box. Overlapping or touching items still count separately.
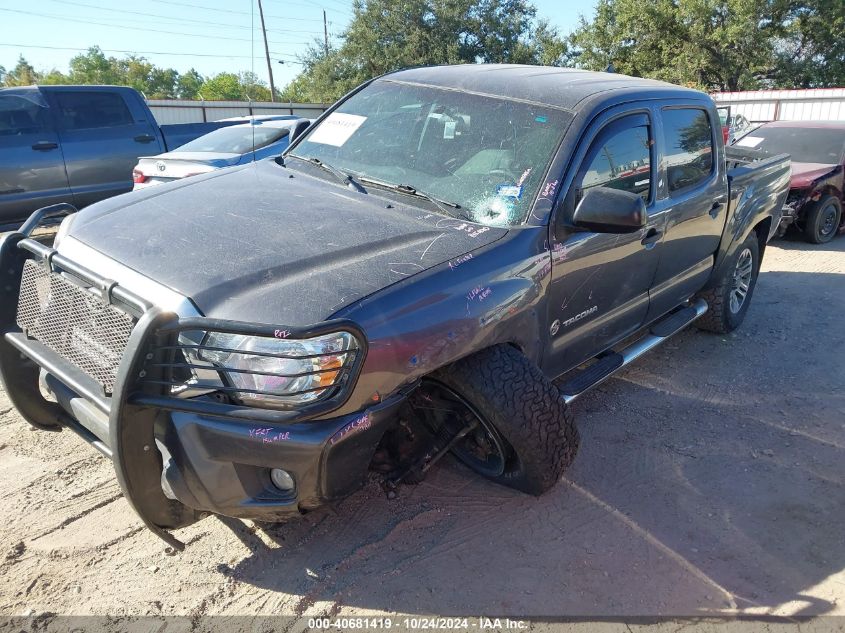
[1,235,844,628]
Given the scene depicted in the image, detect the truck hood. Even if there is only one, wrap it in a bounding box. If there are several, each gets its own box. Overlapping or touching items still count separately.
[790,162,839,190]
[68,159,507,325]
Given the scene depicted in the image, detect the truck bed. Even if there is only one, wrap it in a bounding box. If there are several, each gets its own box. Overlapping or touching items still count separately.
[724,146,791,242]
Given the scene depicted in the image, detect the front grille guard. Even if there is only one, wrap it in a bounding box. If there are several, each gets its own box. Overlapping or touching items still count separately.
[1,206,368,550]
[17,258,137,394]
[1,228,368,425]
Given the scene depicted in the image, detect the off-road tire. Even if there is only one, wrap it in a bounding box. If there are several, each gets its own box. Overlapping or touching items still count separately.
[803,195,842,244]
[431,345,578,495]
[695,233,760,334]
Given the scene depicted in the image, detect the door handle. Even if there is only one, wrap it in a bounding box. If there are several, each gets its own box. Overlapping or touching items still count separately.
[641,228,662,248]
[134,134,155,143]
[31,141,58,151]
[710,194,728,217]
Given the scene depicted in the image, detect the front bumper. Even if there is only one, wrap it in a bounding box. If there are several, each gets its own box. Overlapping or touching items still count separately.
[0,210,402,546]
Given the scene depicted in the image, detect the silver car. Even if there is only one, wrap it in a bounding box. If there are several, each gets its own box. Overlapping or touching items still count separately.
[132,118,310,189]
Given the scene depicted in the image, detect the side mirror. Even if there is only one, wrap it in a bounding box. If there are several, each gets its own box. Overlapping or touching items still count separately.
[572,187,647,233]
[290,120,311,142]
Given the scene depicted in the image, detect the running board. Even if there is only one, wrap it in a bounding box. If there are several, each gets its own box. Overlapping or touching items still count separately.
[558,298,708,404]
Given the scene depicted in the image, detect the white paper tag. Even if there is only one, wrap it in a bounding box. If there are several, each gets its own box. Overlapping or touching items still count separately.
[735,136,763,148]
[444,121,456,139]
[308,113,367,147]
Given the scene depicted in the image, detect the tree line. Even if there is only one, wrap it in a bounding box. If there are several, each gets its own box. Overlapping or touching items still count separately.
[284,0,844,101]
[2,0,842,103]
[0,48,273,101]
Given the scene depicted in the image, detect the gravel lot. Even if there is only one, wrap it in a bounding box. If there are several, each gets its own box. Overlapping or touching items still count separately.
[1,236,844,626]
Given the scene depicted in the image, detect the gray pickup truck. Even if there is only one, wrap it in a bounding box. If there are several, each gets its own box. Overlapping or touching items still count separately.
[0,85,242,229]
[0,66,790,549]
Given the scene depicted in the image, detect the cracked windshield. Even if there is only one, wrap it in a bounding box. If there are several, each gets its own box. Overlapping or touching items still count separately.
[291,80,572,226]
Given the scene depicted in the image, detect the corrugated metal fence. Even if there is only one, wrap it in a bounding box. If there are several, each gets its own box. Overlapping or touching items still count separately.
[148,90,845,125]
[146,99,329,124]
[711,88,845,123]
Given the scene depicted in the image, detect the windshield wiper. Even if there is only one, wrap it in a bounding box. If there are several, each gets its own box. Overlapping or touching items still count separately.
[357,177,469,220]
[288,155,366,193]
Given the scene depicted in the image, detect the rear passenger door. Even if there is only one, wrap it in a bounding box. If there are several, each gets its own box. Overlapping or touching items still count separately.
[50,90,159,208]
[0,93,70,226]
[646,105,727,320]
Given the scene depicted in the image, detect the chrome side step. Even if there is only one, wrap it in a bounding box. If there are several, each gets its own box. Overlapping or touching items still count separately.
[559,298,708,405]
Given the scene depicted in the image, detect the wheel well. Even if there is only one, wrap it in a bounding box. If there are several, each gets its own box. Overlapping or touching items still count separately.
[753,217,771,260]
[818,185,843,202]
[506,340,525,355]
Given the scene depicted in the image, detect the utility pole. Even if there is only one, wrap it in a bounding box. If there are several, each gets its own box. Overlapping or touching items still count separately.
[323,10,329,56]
[257,0,276,102]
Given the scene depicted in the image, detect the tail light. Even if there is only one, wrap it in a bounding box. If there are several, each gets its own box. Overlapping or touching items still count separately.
[722,126,729,144]
[133,169,148,184]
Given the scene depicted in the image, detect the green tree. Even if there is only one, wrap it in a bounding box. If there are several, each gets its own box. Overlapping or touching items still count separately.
[770,0,845,88]
[3,56,40,87]
[177,68,205,99]
[199,72,271,100]
[64,47,180,97]
[280,0,556,103]
[567,0,844,91]
[67,47,122,85]
[39,69,70,85]
[237,71,272,101]
[531,19,572,67]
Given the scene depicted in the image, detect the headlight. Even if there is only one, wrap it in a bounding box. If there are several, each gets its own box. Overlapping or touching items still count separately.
[198,330,359,406]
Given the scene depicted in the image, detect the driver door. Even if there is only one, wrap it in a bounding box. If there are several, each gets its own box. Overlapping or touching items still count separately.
[543,111,665,378]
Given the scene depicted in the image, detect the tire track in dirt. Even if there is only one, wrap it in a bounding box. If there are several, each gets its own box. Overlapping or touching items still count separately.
[0,454,106,501]
[30,491,124,541]
[289,508,446,618]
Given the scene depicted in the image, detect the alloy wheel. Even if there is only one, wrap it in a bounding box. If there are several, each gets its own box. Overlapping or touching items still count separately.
[729,247,753,314]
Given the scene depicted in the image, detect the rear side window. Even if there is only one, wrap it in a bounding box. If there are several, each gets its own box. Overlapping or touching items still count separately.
[578,124,652,203]
[662,108,714,194]
[0,96,50,136]
[55,92,134,131]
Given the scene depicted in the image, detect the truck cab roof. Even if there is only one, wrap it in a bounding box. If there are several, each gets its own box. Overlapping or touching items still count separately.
[383,64,706,111]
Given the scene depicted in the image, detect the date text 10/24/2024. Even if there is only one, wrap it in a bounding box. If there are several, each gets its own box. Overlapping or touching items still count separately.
[307,617,528,630]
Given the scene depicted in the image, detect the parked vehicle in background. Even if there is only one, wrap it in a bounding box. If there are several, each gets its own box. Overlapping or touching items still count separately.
[735,121,845,243]
[0,66,789,548]
[717,106,754,145]
[0,85,245,230]
[133,118,310,189]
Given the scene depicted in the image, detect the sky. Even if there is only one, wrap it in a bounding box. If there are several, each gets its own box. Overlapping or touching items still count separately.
[0,0,597,91]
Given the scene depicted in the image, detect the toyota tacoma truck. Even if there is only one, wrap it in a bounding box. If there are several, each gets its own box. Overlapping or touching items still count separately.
[0,65,790,549]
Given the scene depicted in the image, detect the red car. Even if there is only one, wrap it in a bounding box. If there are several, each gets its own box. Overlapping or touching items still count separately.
[735,121,845,243]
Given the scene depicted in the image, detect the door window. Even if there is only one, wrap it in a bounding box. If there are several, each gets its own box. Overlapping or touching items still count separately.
[54,92,134,131]
[0,96,50,136]
[576,122,652,205]
[662,108,714,194]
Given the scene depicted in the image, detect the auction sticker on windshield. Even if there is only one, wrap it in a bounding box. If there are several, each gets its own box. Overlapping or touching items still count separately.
[308,113,367,146]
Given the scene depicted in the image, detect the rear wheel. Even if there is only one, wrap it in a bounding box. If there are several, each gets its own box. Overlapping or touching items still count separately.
[695,233,760,334]
[413,345,578,495]
[803,195,842,244]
